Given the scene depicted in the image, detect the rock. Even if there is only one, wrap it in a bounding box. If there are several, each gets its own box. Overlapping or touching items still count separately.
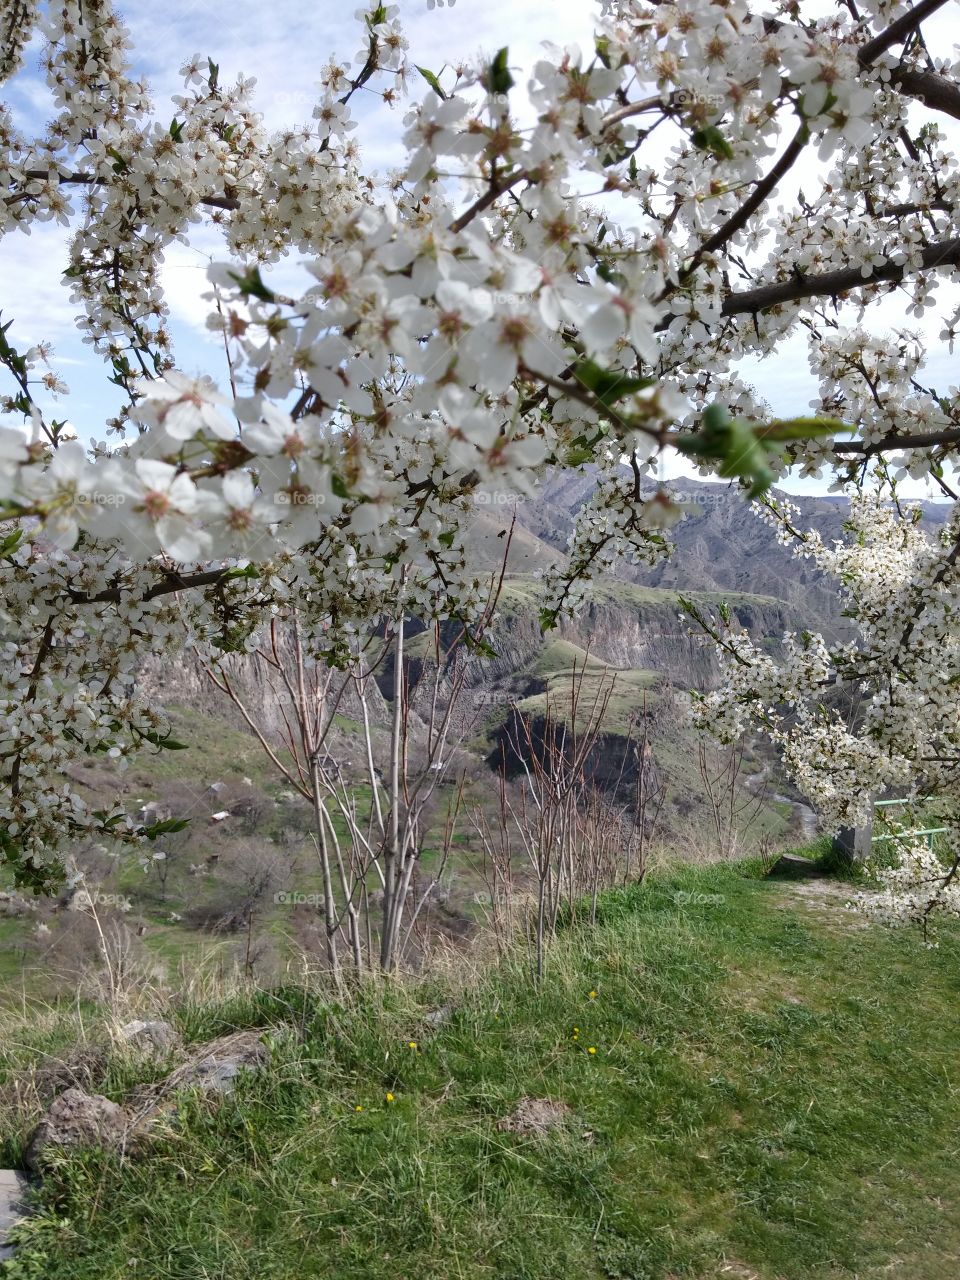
[0,1170,31,1261]
[177,1030,269,1096]
[117,1019,180,1058]
[24,1088,129,1172]
[422,1004,455,1028]
[124,1030,276,1145]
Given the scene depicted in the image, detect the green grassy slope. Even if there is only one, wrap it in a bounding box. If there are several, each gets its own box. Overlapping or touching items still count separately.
[3,857,959,1279]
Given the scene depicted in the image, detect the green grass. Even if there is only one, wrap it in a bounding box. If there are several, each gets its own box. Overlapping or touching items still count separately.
[122,704,281,789]
[498,576,783,618]
[515,664,660,736]
[0,920,26,981]
[524,638,607,678]
[3,860,960,1278]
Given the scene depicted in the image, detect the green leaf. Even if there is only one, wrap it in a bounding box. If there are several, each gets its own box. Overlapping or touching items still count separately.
[678,405,776,499]
[754,416,845,443]
[416,65,447,99]
[105,146,128,174]
[169,117,184,141]
[141,729,190,750]
[438,530,456,548]
[92,809,127,828]
[539,606,559,633]
[221,563,260,581]
[690,125,735,161]
[227,266,276,303]
[331,474,350,499]
[144,818,190,840]
[463,632,497,658]
[595,262,626,288]
[574,359,655,408]
[0,526,23,559]
[563,445,596,467]
[702,403,731,435]
[485,47,514,96]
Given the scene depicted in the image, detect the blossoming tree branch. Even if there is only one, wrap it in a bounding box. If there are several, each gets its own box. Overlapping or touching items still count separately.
[0,0,959,900]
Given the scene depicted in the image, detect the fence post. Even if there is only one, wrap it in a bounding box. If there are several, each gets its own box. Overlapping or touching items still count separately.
[832,799,874,864]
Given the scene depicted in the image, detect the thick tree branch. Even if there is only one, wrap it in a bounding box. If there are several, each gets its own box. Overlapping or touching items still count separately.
[832,427,960,456]
[856,0,951,63]
[719,236,960,318]
[68,567,233,605]
[887,66,960,123]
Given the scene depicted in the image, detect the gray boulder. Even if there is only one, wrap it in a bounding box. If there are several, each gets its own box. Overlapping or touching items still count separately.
[24,1088,129,1172]
[117,1019,180,1058]
[180,1030,269,1095]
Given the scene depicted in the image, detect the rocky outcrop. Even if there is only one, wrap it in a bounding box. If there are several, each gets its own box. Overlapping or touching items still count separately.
[140,628,390,735]
[22,1031,274,1175]
[514,468,949,638]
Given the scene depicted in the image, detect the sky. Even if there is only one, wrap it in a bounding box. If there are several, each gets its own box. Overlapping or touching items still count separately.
[2,0,959,499]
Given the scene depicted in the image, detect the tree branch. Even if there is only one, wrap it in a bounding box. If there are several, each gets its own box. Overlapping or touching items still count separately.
[887,66,960,123]
[857,0,951,64]
[67,567,232,605]
[719,236,960,318]
[832,427,960,456]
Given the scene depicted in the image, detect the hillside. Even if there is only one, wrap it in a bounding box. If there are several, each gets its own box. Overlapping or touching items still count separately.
[0,467,856,1002]
[508,470,951,633]
[2,855,959,1279]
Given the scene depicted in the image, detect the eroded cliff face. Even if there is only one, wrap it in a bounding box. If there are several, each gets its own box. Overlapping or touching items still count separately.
[140,631,390,736]
[396,584,792,738]
[537,594,792,684]
[451,589,796,690]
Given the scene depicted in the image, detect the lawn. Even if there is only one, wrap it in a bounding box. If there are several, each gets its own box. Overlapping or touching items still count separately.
[2,857,959,1279]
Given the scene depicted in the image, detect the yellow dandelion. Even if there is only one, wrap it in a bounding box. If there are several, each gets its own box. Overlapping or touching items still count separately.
[386,1091,395,1102]
[587,1046,597,1055]
[588,990,597,1000]
[573,1026,580,1033]
[354,1105,363,1112]
[408,1040,418,1050]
